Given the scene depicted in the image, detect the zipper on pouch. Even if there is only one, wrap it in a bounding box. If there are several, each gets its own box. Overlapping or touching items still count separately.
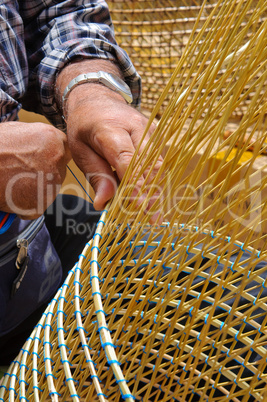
[0,216,44,298]
[11,239,30,297]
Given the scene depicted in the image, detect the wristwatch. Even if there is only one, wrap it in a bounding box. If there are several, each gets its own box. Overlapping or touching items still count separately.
[62,71,133,108]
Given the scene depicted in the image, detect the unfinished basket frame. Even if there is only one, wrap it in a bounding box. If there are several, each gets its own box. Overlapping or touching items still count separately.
[1,215,267,401]
[1,0,267,400]
[108,0,266,119]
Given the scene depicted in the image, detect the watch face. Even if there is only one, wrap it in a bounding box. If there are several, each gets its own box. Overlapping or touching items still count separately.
[107,73,127,91]
[99,72,133,103]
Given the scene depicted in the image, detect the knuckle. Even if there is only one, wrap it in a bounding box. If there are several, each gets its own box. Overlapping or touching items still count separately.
[117,149,133,166]
[43,129,66,160]
[149,122,157,135]
[132,112,147,128]
[89,174,102,189]
[154,159,164,171]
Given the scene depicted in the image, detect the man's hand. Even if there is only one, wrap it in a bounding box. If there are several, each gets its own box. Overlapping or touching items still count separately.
[65,84,157,210]
[56,60,162,220]
[0,122,71,219]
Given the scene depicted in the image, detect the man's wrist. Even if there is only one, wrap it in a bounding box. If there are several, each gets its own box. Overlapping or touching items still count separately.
[55,59,129,119]
[61,71,133,120]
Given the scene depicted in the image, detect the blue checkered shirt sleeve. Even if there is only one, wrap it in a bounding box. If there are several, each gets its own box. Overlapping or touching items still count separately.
[0,0,141,128]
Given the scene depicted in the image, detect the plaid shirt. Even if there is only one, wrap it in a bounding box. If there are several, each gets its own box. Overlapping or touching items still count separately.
[0,0,141,232]
[0,0,141,129]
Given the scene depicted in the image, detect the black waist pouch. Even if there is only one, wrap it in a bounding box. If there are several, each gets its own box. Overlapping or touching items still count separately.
[0,216,62,336]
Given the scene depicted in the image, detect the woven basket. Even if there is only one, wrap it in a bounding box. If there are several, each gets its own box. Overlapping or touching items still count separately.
[108,0,266,119]
[1,215,267,401]
[1,1,267,401]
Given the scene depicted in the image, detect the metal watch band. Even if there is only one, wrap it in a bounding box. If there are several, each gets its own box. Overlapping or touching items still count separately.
[62,71,133,115]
